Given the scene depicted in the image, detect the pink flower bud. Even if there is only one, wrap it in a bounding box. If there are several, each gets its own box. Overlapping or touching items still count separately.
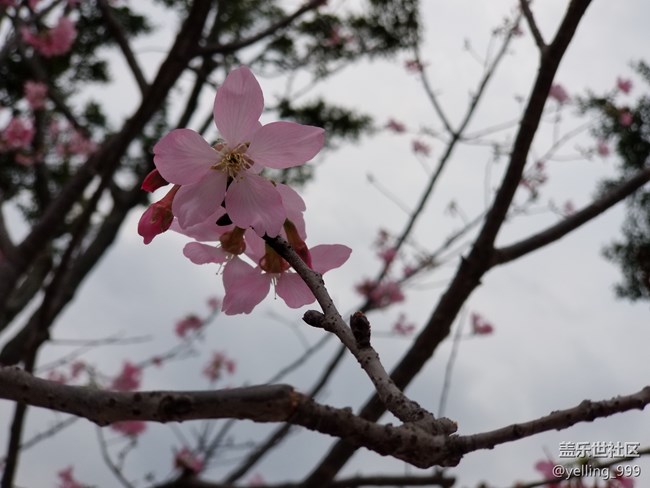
[138,185,179,244]
[141,168,169,192]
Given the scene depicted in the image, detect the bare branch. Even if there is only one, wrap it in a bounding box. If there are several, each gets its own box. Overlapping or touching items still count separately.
[305,2,593,484]
[197,0,325,56]
[0,0,213,314]
[97,0,148,94]
[265,236,454,434]
[366,14,520,301]
[451,386,650,453]
[519,0,546,51]
[0,367,455,469]
[493,166,650,265]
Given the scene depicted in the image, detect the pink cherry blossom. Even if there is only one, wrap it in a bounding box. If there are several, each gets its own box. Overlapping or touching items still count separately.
[562,200,575,216]
[404,59,425,73]
[386,119,406,133]
[355,279,405,309]
[222,244,351,314]
[57,466,84,488]
[70,361,86,379]
[174,447,203,474]
[471,312,494,335]
[612,475,634,488]
[153,66,324,236]
[207,296,221,311]
[378,247,397,265]
[412,139,431,156]
[248,473,267,486]
[619,109,633,127]
[616,77,632,94]
[534,460,562,488]
[325,26,351,47]
[47,370,68,384]
[110,420,147,437]
[175,314,203,338]
[179,185,306,267]
[203,351,236,382]
[110,361,142,391]
[0,0,17,7]
[21,16,77,57]
[548,83,569,104]
[66,130,97,156]
[392,313,415,336]
[597,140,610,157]
[24,80,48,109]
[1,117,34,151]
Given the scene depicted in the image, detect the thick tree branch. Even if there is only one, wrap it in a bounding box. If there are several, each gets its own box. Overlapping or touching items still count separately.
[305,1,593,484]
[223,342,346,483]
[265,236,455,435]
[450,386,650,454]
[0,367,454,469]
[1,368,647,480]
[0,0,213,314]
[197,0,325,56]
[97,0,148,94]
[493,166,650,265]
[519,0,546,51]
[365,15,519,305]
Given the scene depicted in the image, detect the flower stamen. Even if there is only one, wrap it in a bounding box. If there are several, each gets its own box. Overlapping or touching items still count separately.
[211,143,253,179]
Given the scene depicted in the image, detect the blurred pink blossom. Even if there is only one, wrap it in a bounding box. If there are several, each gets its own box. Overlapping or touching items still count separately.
[356,279,405,308]
[203,352,236,382]
[110,420,147,437]
[597,140,610,157]
[616,77,632,94]
[248,473,266,486]
[534,459,561,488]
[21,16,77,57]
[412,139,431,156]
[47,370,68,384]
[619,109,633,127]
[1,117,34,151]
[392,313,415,336]
[612,474,635,488]
[378,247,397,265]
[207,296,221,311]
[69,361,86,379]
[385,119,406,133]
[174,447,203,474]
[548,83,569,104]
[471,312,494,335]
[404,59,425,73]
[175,314,204,338]
[24,80,48,109]
[562,200,576,216]
[110,361,142,391]
[57,466,84,488]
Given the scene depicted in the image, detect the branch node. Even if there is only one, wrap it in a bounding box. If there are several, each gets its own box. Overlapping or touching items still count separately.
[350,311,371,349]
[303,310,325,329]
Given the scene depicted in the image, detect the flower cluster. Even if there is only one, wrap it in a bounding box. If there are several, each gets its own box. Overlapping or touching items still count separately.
[56,466,85,488]
[21,16,77,58]
[139,67,351,314]
[470,312,494,335]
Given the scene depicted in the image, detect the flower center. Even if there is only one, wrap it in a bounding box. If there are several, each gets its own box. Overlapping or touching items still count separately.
[211,142,253,179]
